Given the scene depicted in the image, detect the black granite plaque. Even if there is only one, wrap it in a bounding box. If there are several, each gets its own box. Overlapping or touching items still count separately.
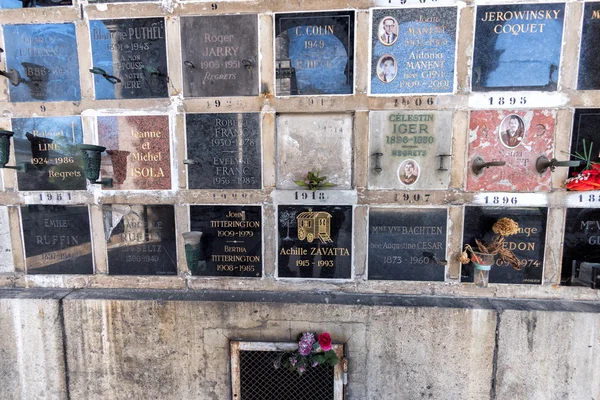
[461,207,546,285]
[180,15,259,97]
[578,3,600,90]
[472,3,564,91]
[568,109,600,177]
[90,18,168,100]
[21,205,93,274]
[275,11,355,96]
[186,113,261,189]
[278,205,352,279]
[12,116,86,191]
[103,205,176,275]
[561,208,600,286]
[189,206,262,277]
[368,208,447,281]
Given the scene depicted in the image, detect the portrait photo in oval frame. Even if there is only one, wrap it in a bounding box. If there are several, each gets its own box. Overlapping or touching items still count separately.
[499,114,525,149]
[397,159,420,186]
[378,16,399,46]
[376,54,398,83]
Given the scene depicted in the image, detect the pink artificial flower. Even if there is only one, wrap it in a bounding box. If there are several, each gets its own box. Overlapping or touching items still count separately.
[318,332,332,351]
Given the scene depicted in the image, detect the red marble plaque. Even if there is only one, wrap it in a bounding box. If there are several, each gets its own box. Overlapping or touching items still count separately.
[467,110,555,192]
[98,115,171,190]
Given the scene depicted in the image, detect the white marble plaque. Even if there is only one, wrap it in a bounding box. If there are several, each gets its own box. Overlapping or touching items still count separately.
[276,114,353,190]
[369,111,452,190]
[0,207,14,273]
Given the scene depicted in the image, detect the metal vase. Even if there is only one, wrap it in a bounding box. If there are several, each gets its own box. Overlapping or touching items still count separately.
[0,130,14,168]
[182,232,203,275]
[78,144,106,183]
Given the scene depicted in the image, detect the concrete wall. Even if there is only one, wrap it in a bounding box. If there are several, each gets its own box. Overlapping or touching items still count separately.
[1,289,599,400]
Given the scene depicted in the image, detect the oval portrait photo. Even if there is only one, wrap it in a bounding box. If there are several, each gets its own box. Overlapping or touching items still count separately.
[377,54,397,84]
[499,114,525,148]
[397,159,420,186]
[378,16,399,46]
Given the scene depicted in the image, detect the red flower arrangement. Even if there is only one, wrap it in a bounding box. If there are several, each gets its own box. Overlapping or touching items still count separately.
[564,140,600,191]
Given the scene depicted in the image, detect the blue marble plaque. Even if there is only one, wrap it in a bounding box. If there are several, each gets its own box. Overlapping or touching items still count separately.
[472,3,564,91]
[12,116,86,191]
[0,0,71,8]
[371,7,457,95]
[275,11,354,95]
[578,3,600,90]
[3,23,81,102]
[90,18,168,100]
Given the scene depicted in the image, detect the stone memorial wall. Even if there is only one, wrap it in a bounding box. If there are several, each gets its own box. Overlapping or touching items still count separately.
[0,0,599,298]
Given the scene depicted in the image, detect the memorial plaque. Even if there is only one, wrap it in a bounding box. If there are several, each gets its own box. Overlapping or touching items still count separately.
[181,15,259,97]
[12,116,86,191]
[472,3,565,91]
[278,205,352,279]
[275,11,354,96]
[578,4,600,90]
[186,113,261,189]
[561,208,600,286]
[461,206,546,284]
[90,18,168,100]
[21,205,93,274]
[0,207,14,273]
[189,206,262,277]
[368,208,447,281]
[276,114,353,189]
[370,7,457,95]
[568,109,600,177]
[89,0,153,3]
[3,23,80,102]
[468,110,555,192]
[103,204,176,275]
[0,0,71,8]
[97,115,171,190]
[369,111,452,189]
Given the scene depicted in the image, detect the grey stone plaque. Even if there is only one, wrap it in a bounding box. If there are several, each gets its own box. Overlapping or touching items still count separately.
[0,207,13,273]
[369,111,452,190]
[276,114,353,189]
[180,15,259,97]
[186,113,261,189]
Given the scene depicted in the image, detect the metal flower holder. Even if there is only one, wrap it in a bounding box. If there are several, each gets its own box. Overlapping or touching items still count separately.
[182,231,203,275]
[78,144,113,187]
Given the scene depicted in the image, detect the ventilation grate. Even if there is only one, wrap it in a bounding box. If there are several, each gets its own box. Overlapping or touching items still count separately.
[231,342,344,400]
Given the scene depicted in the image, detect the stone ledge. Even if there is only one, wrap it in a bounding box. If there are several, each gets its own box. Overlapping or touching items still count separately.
[1,288,599,312]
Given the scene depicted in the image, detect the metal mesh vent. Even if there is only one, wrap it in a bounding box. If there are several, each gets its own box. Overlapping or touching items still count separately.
[231,342,343,400]
[239,350,334,400]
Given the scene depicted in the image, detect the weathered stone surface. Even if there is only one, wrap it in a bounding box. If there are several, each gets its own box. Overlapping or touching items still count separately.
[367,307,496,399]
[276,114,353,189]
[0,297,67,400]
[0,206,13,273]
[496,310,600,400]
